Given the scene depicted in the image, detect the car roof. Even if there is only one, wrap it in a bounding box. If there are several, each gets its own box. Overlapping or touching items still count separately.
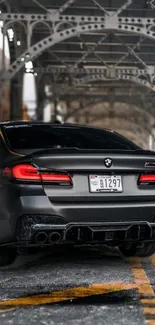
[0,120,113,133]
[0,120,142,151]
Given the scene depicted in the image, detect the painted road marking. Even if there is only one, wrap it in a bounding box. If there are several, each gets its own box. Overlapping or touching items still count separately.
[143,307,155,315]
[0,282,137,307]
[0,253,155,324]
[130,258,154,296]
[130,257,155,325]
[151,255,155,266]
[141,300,155,305]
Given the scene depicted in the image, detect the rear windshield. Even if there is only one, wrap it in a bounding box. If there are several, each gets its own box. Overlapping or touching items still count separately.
[3,124,139,151]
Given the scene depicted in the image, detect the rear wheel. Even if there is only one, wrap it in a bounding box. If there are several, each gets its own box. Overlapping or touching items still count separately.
[119,242,155,258]
[0,248,17,266]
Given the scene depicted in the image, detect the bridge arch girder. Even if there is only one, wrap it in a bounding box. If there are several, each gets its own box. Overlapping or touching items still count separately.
[66,101,153,131]
[2,21,155,87]
[65,98,155,123]
[73,74,155,92]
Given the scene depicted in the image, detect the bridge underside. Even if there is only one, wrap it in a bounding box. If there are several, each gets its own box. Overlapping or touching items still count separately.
[0,0,155,148]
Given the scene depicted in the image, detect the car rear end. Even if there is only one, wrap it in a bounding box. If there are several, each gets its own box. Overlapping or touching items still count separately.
[1,122,155,249]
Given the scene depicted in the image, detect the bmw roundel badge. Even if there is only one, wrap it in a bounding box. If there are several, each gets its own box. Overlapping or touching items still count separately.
[104,158,112,168]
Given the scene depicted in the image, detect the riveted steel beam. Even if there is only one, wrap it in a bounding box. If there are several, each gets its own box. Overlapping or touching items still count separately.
[0,13,154,26]
[73,74,155,91]
[32,0,52,13]
[113,33,148,68]
[0,12,106,23]
[34,66,150,77]
[1,7,155,94]
[92,0,110,16]
[2,23,155,81]
[56,0,77,14]
[0,10,155,27]
[55,74,155,98]
[115,0,133,15]
[73,34,109,69]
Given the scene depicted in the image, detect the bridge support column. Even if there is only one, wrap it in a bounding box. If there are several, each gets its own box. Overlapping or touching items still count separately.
[37,82,46,121]
[10,74,23,120]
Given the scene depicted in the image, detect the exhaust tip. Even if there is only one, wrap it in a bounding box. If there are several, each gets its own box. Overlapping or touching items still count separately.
[35,232,48,244]
[49,232,61,244]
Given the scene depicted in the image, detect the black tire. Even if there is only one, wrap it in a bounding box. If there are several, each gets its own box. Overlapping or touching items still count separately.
[0,248,17,266]
[119,242,155,258]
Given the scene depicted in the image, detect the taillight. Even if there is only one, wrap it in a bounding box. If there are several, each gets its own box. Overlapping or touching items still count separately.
[12,164,40,181]
[2,164,72,185]
[138,174,155,184]
[41,173,71,182]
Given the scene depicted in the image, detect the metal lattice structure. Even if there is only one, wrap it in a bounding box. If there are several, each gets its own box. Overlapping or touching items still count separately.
[1,0,155,144]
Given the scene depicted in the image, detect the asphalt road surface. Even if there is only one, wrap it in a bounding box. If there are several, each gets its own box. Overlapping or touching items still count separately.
[0,246,155,325]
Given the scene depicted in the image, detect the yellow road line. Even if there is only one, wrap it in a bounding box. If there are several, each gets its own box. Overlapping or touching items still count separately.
[146,321,155,325]
[0,282,137,307]
[151,255,155,266]
[131,265,154,296]
[130,256,155,325]
[143,307,155,315]
[0,255,154,312]
[141,300,155,305]
[145,255,155,325]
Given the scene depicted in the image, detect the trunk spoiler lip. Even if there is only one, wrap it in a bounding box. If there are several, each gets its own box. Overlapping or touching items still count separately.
[2,148,155,169]
[8,148,155,158]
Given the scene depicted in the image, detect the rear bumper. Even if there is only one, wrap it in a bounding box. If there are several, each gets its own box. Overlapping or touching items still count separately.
[15,217,155,246]
[1,193,155,245]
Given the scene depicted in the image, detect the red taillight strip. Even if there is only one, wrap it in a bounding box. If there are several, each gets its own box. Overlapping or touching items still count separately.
[139,174,155,183]
[41,173,71,182]
[2,164,72,184]
[12,164,40,180]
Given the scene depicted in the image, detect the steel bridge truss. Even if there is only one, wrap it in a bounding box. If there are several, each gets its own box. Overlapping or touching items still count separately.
[35,66,155,94]
[1,0,155,93]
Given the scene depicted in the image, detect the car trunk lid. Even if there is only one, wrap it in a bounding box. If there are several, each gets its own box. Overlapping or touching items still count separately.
[19,148,155,203]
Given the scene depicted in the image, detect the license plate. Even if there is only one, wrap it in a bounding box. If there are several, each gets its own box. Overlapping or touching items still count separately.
[89,175,123,193]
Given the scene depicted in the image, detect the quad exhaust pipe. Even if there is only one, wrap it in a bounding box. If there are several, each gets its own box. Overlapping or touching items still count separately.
[32,222,153,245]
[34,231,61,244]
[49,232,61,244]
[35,232,48,244]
